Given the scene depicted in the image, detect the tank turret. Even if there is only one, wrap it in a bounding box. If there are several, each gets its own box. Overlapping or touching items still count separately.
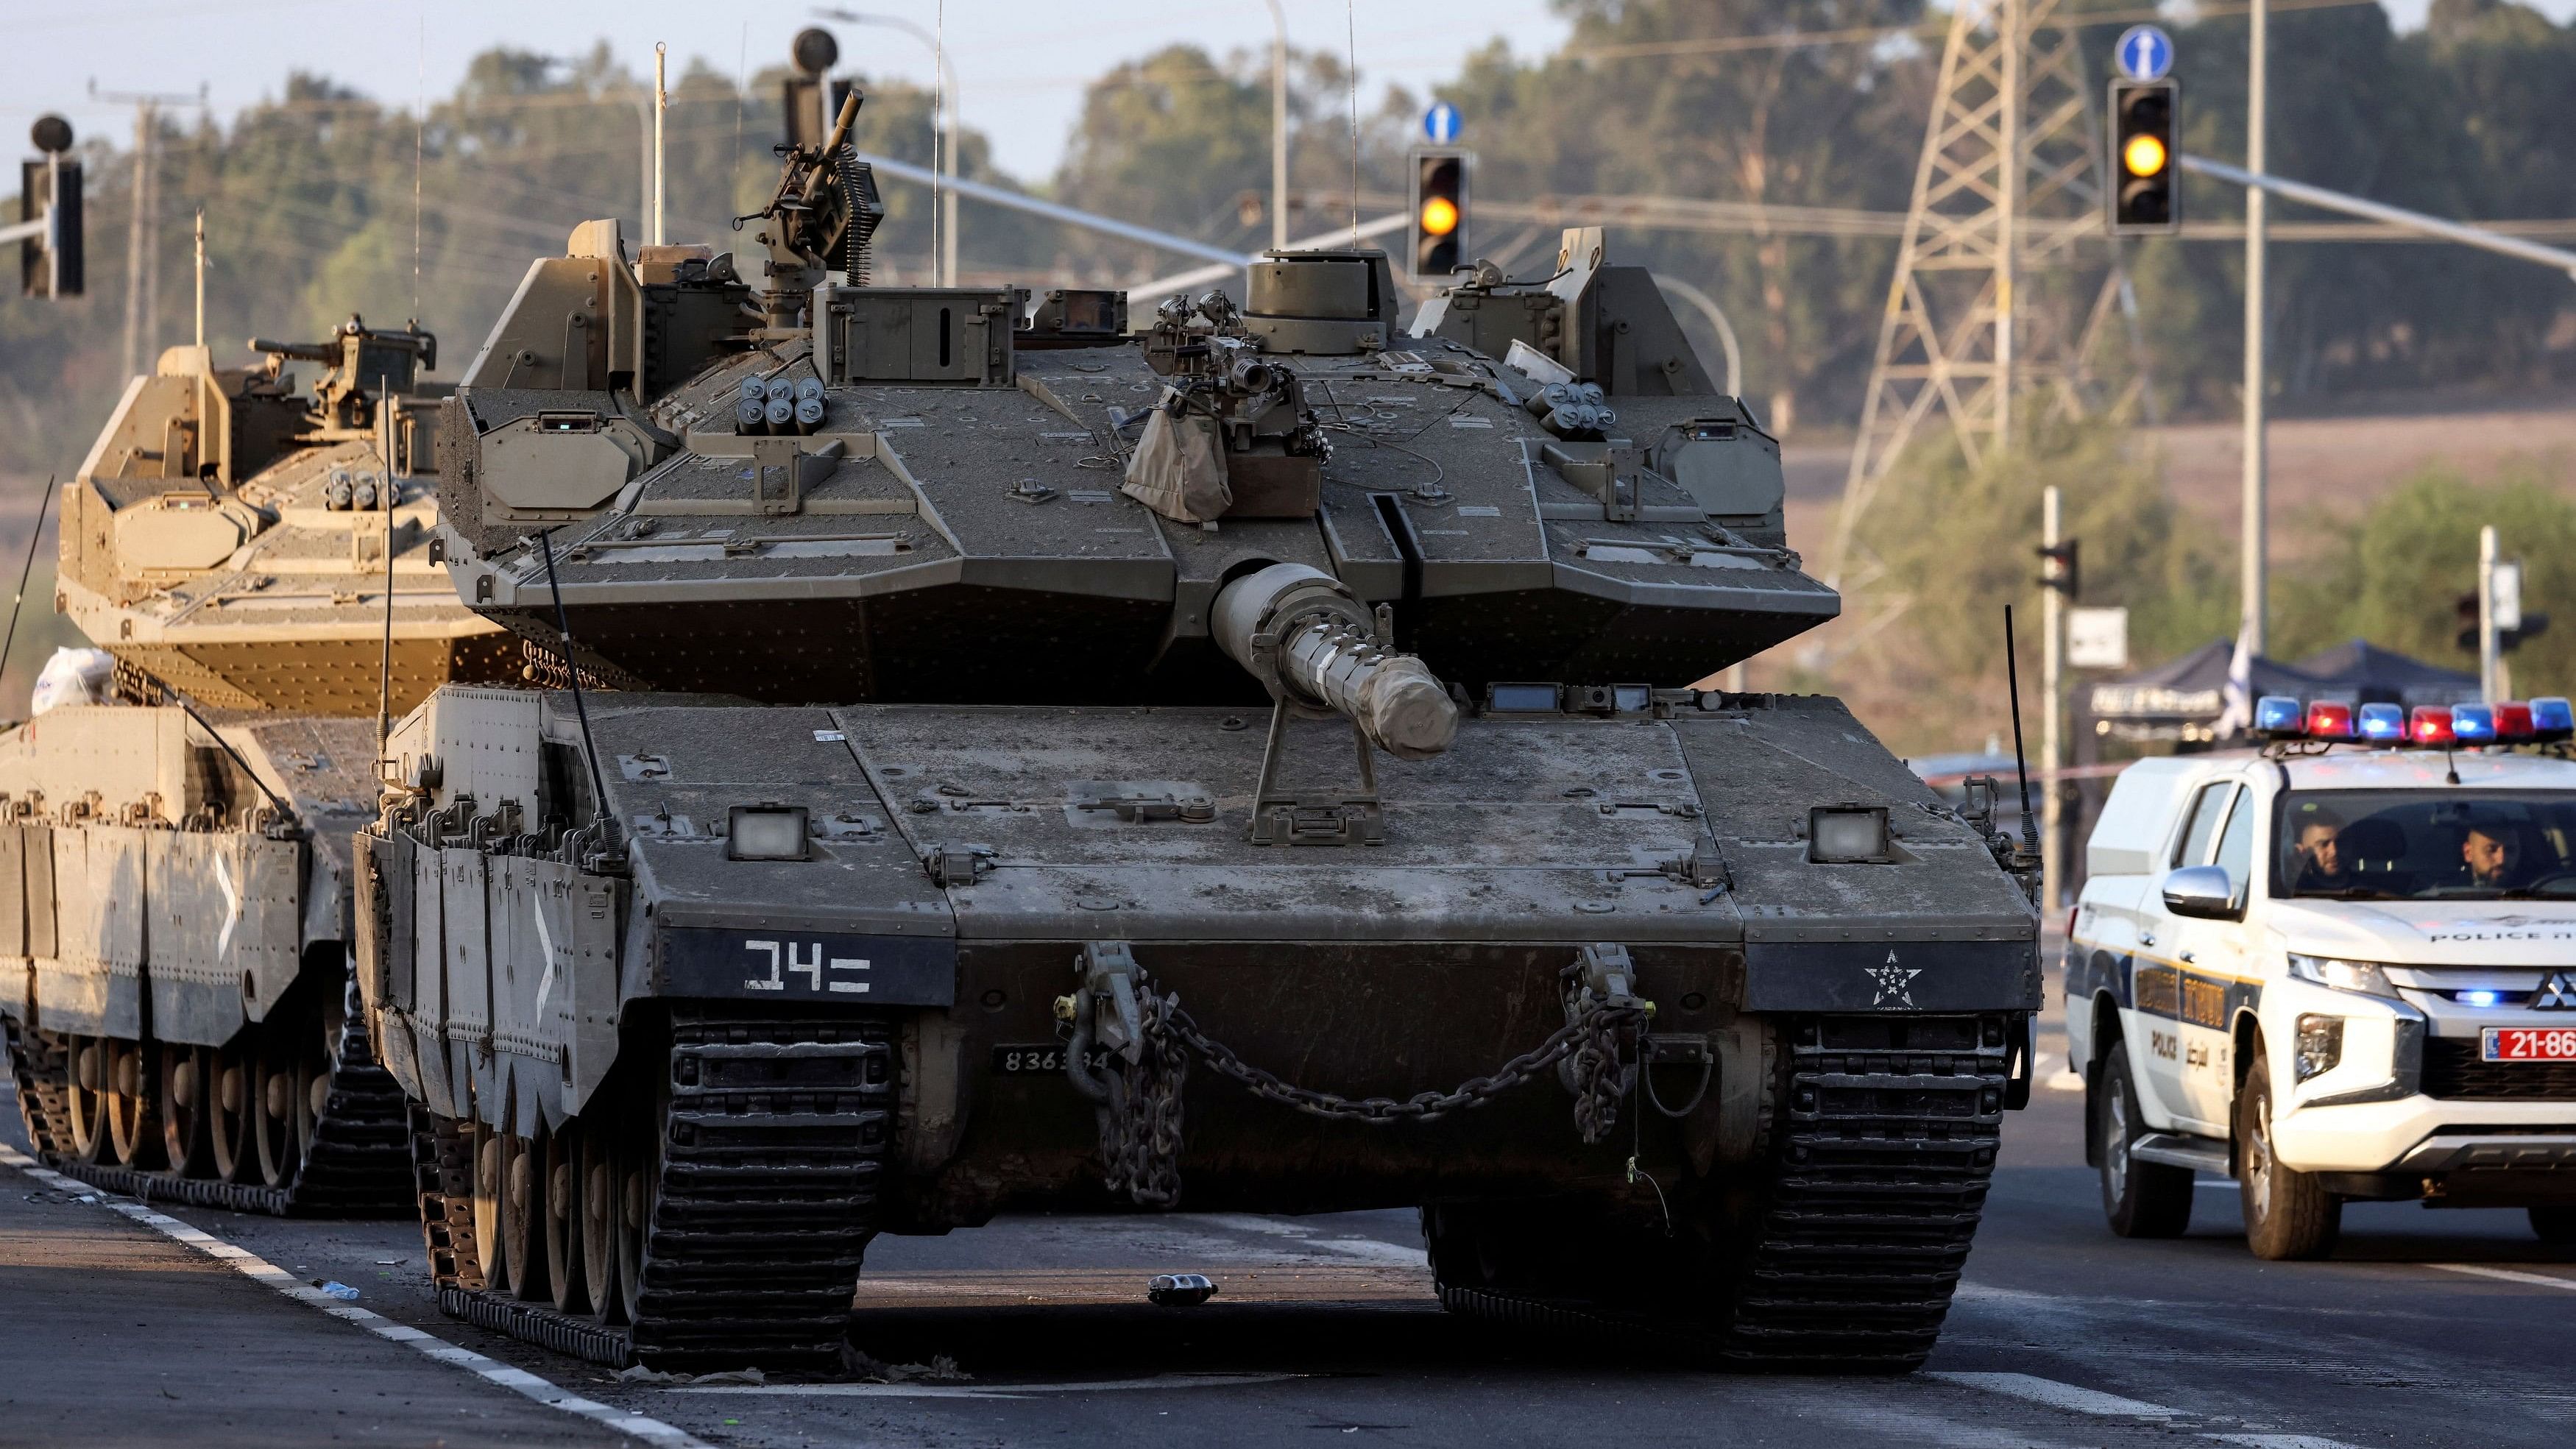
[57,316,511,715]
[433,158,1827,710]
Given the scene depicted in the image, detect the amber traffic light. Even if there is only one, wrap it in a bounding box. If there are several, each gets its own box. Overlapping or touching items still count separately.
[1409,149,1469,280]
[2107,79,2179,235]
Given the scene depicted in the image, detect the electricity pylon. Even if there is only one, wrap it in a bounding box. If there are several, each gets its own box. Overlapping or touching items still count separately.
[1824,0,2142,595]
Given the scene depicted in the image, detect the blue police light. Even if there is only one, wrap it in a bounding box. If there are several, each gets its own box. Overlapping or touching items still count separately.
[2357,702,2407,743]
[2254,695,2304,737]
[2451,703,2497,743]
[2459,989,2502,1007]
[2533,697,2575,743]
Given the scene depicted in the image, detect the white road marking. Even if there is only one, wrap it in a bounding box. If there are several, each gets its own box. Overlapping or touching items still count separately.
[2204,1436,2365,1448]
[1927,1371,2179,1419]
[670,1372,1299,1399]
[2196,1180,2243,1191]
[0,1143,705,1448]
[2428,1263,2576,1292]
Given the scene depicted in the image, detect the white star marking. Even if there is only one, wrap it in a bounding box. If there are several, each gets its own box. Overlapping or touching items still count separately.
[1864,950,1921,1007]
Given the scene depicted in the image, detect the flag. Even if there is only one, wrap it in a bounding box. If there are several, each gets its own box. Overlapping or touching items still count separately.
[2215,626,2254,739]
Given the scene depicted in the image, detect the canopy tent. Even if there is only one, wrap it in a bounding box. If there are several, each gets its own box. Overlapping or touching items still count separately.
[2293,638,2480,709]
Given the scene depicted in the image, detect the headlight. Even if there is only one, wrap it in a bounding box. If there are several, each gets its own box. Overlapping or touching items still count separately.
[727,804,810,861]
[2294,1013,2344,1080]
[1808,805,1892,864]
[2285,952,2394,998]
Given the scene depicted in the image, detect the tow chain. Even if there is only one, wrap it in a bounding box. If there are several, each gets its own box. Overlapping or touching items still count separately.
[1068,946,1651,1208]
[1098,985,1190,1207]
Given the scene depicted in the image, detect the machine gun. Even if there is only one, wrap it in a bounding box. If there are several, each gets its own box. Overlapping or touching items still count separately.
[249,316,436,434]
[740,89,885,297]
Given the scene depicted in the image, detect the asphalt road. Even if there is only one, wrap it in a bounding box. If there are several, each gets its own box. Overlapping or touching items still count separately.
[5,1008,2573,1449]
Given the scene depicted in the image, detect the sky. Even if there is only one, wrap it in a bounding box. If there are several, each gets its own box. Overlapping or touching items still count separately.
[3,0,2570,183]
[0,0,1571,183]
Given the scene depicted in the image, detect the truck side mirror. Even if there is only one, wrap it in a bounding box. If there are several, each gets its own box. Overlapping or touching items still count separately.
[2162,865,2241,921]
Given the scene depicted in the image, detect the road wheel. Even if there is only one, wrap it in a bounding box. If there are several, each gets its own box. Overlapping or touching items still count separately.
[579,1112,623,1325]
[502,1129,545,1303]
[544,1119,589,1315]
[472,1119,508,1293]
[103,1040,163,1168]
[2530,1206,2576,1244]
[159,1043,213,1177]
[209,1039,256,1183]
[2097,1040,2193,1238]
[2237,1048,2340,1260]
[64,1035,108,1162]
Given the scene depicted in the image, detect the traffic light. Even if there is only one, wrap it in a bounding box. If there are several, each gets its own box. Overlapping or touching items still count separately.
[2457,590,2551,653]
[2106,80,2179,235]
[1409,149,1469,281]
[18,115,81,298]
[2038,539,2080,599]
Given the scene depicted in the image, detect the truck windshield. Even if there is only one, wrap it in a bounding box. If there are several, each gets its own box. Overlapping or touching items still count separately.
[2276,790,2576,899]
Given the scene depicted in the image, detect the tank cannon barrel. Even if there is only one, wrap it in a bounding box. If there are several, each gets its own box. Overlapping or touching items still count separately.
[1211,564,1458,760]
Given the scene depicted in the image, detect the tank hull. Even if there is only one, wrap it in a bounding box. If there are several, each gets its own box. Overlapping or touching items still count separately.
[0,709,417,1213]
[362,686,2037,1367]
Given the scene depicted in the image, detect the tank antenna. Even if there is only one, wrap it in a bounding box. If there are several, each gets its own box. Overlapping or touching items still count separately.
[377,373,396,752]
[537,528,618,856]
[2002,604,2039,860]
[193,208,205,350]
[651,42,668,248]
[0,476,56,703]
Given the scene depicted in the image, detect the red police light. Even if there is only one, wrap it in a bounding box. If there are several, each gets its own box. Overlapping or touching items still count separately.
[2410,706,2455,745]
[2304,701,2355,740]
[2494,701,2536,741]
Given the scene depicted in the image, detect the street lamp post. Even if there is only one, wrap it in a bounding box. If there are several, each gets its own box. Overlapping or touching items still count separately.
[1264,0,1288,251]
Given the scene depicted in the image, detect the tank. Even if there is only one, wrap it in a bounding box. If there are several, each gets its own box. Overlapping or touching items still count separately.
[358,78,2042,1373]
[0,319,516,1214]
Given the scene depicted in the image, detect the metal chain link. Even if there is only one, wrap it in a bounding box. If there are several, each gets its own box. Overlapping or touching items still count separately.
[1157,966,1646,1136]
[1091,966,1648,1207]
[1097,986,1189,1208]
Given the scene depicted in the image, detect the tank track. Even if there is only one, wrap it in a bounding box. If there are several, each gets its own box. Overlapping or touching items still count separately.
[4,1018,71,1155]
[13,995,416,1217]
[424,1007,894,1372]
[1439,1013,2009,1372]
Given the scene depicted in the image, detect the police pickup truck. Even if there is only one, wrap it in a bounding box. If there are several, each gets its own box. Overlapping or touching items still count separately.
[2067,695,2576,1258]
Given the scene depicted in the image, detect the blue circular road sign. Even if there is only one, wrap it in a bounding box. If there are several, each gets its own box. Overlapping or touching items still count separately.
[2115,25,2174,82]
[1423,101,1462,144]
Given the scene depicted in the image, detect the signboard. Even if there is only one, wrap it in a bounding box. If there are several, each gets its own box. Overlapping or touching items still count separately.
[1423,100,1462,144]
[2114,24,2174,82]
[2068,606,2131,670]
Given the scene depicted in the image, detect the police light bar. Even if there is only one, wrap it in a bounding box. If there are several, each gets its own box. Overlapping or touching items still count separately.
[2533,696,2575,742]
[2357,702,2407,743]
[2304,701,2356,740]
[2450,703,2497,743]
[2494,702,2535,741]
[2410,706,2455,745]
[2254,695,2304,737]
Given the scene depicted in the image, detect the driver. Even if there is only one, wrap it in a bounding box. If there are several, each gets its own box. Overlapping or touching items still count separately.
[2463,823,2529,890]
[2293,814,2350,889]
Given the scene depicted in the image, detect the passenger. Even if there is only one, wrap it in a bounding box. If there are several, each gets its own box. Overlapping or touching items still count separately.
[2463,823,2529,890]
[2292,812,2349,890]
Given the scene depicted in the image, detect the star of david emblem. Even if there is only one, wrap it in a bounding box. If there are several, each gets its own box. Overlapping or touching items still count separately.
[2536,970,2576,1011]
[1865,950,1921,1007]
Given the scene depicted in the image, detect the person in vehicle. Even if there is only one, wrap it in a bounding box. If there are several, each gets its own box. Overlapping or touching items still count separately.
[2463,822,2529,890]
[2292,812,2349,890]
